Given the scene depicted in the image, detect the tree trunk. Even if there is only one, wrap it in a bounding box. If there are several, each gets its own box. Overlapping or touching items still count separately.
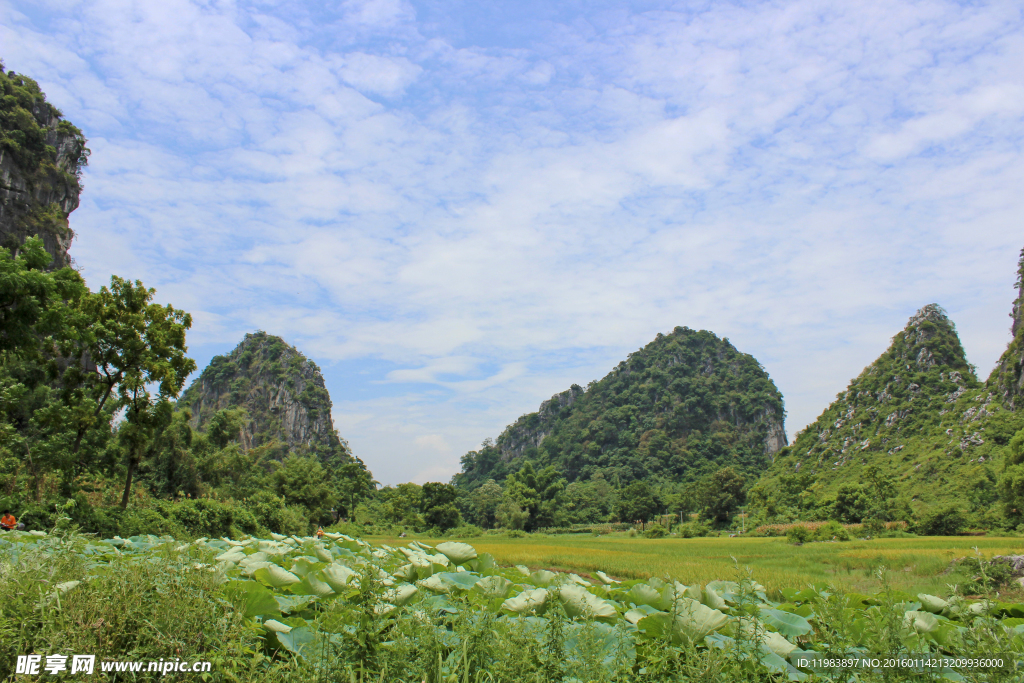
[121,454,138,510]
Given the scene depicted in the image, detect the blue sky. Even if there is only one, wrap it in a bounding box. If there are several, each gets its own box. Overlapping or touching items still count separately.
[3,0,1022,485]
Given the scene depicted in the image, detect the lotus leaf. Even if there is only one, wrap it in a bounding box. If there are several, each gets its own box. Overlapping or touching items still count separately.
[418,574,450,593]
[559,583,618,620]
[320,564,358,592]
[435,541,478,565]
[904,610,939,634]
[314,545,332,563]
[437,572,482,591]
[917,594,949,614]
[530,570,557,587]
[254,565,301,588]
[761,630,798,658]
[224,580,280,618]
[596,571,619,585]
[384,583,418,605]
[760,608,813,638]
[274,595,316,614]
[393,563,417,581]
[638,598,728,644]
[502,588,548,614]
[472,575,513,600]
[625,584,662,608]
[703,586,728,611]
[291,574,335,598]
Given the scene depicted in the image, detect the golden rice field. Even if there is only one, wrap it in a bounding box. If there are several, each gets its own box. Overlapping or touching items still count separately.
[368,533,1024,598]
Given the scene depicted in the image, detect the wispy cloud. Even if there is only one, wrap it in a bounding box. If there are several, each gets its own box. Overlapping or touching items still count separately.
[3,0,1022,484]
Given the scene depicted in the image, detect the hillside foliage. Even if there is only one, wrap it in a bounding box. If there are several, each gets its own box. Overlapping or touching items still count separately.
[457,328,785,491]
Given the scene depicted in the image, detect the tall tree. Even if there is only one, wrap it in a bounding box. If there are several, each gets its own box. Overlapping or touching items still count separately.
[78,277,195,508]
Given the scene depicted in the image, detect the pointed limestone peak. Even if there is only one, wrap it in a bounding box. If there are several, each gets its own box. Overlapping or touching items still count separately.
[988,247,1024,408]
[779,304,978,477]
[179,331,352,466]
[891,304,974,375]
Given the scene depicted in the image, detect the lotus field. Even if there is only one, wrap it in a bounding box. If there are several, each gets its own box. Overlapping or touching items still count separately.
[2,530,1024,682]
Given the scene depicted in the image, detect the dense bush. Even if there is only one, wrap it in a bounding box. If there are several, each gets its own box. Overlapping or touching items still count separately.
[916,504,969,536]
[642,523,666,538]
[787,525,813,544]
[677,521,711,538]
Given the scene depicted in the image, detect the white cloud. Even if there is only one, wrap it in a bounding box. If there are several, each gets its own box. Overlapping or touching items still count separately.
[3,0,1022,484]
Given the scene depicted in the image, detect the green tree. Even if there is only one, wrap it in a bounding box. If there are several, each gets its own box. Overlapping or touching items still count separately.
[702,467,745,523]
[81,277,195,508]
[470,479,503,528]
[421,482,461,530]
[205,407,248,449]
[494,497,529,530]
[998,428,1024,523]
[615,481,663,523]
[272,454,336,526]
[834,483,870,523]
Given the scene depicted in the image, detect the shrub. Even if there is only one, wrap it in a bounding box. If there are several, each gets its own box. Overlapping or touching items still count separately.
[916,504,968,536]
[117,507,186,538]
[786,525,813,544]
[677,521,710,538]
[643,523,666,539]
[505,529,527,538]
[814,520,850,542]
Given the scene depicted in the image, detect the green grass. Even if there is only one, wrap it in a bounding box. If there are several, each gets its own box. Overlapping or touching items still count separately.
[369,533,1024,598]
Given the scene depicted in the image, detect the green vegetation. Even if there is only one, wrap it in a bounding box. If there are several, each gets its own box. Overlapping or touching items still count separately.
[4,526,1023,682]
[0,236,375,539]
[457,328,785,490]
[751,303,1024,533]
[451,328,784,531]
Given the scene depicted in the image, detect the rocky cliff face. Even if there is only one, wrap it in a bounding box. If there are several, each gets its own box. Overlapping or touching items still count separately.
[0,65,88,268]
[455,327,787,489]
[989,248,1024,409]
[495,384,584,463]
[180,332,351,465]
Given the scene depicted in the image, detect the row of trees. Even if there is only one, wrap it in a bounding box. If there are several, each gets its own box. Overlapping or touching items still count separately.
[357,462,749,533]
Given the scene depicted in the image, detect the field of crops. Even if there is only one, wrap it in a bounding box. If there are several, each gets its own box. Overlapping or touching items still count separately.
[2,529,1024,682]
[364,534,1024,597]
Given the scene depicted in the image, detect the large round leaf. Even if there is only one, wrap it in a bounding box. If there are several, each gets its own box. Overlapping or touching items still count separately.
[320,563,358,592]
[435,541,478,565]
[502,588,548,614]
[625,584,662,608]
[558,584,618,620]
[639,598,728,644]
[224,580,280,618]
[254,565,301,588]
[384,583,419,605]
[473,575,514,600]
[530,570,557,587]
[760,608,813,638]
[918,594,949,614]
[903,610,939,634]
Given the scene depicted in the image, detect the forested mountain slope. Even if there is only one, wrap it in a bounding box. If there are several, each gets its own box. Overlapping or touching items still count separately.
[179,331,356,469]
[752,254,1024,525]
[455,327,786,491]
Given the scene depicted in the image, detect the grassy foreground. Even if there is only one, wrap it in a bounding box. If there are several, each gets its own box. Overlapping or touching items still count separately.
[3,528,1024,682]
[368,534,1024,597]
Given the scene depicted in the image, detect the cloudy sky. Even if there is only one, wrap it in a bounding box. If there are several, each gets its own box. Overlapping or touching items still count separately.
[3,0,1022,485]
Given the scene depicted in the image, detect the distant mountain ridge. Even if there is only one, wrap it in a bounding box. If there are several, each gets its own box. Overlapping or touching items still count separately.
[180,331,354,468]
[455,327,787,490]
